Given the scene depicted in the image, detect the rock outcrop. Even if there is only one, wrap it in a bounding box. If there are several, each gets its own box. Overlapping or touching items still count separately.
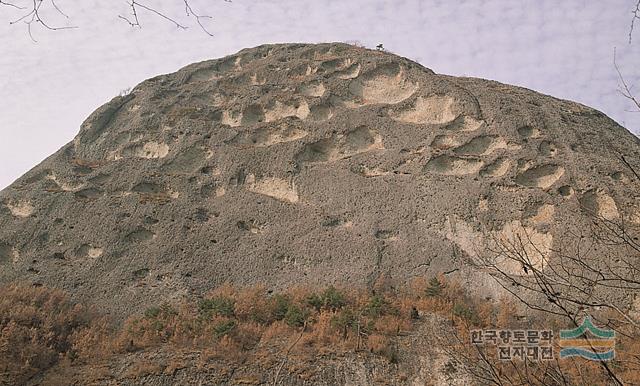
[1,43,639,318]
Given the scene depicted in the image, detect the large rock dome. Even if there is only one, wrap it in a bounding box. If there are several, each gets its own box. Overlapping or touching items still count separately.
[1,43,639,316]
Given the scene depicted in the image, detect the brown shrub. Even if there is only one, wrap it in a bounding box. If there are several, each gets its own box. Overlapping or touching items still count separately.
[300,310,352,353]
[233,321,265,350]
[373,315,411,336]
[618,329,640,383]
[261,320,293,346]
[367,335,388,353]
[199,335,247,364]
[0,284,101,383]
[234,286,271,323]
[2,278,639,385]
[70,315,116,360]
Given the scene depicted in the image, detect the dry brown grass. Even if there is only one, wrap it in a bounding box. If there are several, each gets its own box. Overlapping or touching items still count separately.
[1,276,639,385]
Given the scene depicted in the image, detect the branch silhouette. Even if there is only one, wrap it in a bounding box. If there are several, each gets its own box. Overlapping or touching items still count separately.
[1,0,222,40]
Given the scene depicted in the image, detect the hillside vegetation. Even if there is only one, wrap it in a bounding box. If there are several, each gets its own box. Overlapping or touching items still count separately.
[1,276,638,385]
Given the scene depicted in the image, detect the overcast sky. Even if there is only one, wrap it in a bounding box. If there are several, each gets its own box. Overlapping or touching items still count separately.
[1,0,639,190]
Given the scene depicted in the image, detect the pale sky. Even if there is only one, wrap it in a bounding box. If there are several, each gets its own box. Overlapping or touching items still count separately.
[1,0,639,190]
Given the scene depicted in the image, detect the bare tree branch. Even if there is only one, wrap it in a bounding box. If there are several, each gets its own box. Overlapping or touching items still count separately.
[614,47,640,112]
[183,0,213,36]
[119,1,188,31]
[2,0,221,38]
[474,210,638,385]
[621,154,640,181]
[7,0,77,42]
[50,0,67,18]
[0,0,24,9]
[630,0,640,43]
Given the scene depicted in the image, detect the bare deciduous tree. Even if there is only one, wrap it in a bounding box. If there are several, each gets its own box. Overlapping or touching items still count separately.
[469,165,640,385]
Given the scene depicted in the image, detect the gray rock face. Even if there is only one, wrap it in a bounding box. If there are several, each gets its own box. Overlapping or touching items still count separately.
[1,43,639,316]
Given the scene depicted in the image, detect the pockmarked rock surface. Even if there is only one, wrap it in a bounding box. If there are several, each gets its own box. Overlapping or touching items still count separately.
[1,43,640,316]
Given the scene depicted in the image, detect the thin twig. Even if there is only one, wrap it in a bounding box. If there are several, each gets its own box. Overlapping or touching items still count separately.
[621,154,640,181]
[0,0,24,9]
[50,0,68,18]
[630,0,640,43]
[183,0,214,36]
[120,0,187,31]
[614,47,640,112]
[9,0,77,42]
[5,1,219,37]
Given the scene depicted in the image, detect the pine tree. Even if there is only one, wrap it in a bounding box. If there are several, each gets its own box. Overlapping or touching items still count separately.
[425,277,444,297]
